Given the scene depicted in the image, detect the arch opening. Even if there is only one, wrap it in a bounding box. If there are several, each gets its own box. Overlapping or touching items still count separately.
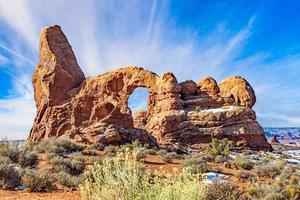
[128,87,149,129]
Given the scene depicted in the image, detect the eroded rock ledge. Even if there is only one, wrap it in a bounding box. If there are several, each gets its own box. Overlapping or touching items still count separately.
[28,25,272,151]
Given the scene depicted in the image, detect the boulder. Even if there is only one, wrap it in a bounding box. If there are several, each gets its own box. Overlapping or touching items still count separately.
[179,80,198,97]
[219,76,256,108]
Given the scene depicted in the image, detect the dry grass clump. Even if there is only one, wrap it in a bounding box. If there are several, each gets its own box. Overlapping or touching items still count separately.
[232,155,254,170]
[22,169,55,192]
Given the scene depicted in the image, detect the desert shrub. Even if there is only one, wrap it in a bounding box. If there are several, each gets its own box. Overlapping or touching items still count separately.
[205,138,230,160]
[34,138,83,155]
[183,157,208,174]
[289,175,299,185]
[22,169,55,192]
[48,152,85,175]
[235,170,254,180]
[277,166,296,187]
[80,152,207,200]
[0,141,19,162]
[214,155,228,163]
[0,156,12,165]
[56,171,84,188]
[84,149,97,156]
[161,153,173,163]
[103,145,117,156]
[142,148,157,155]
[18,151,38,167]
[157,149,168,156]
[205,181,245,200]
[0,164,21,189]
[286,184,300,199]
[166,152,181,159]
[232,156,254,170]
[91,156,103,165]
[135,150,146,162]
[68,152,85,175]
[195,106,201,112]
[90,143,105,151]
[255,161,283,178]
[247,183,289,200]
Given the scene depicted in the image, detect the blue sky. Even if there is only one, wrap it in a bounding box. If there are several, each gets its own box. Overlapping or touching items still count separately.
[0,0,300,139]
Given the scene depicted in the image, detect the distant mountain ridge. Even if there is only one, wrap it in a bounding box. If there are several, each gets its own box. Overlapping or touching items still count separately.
[264,127,300,142]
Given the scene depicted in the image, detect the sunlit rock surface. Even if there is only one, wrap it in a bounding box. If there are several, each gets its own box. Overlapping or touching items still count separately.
[28,25,272,151]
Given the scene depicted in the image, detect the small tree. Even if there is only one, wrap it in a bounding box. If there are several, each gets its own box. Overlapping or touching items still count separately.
[205,138,230,160]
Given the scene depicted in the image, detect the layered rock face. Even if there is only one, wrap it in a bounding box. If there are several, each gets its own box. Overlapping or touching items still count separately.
[29,25,272,150]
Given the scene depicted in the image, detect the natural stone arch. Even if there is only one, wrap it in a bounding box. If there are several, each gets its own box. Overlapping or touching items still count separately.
[29,25,271,151]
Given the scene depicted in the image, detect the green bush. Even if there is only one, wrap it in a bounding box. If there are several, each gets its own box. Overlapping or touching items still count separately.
[232,156,254,170]
[247,183,289,200]
[183,157,208,174]
[205,138,230,160]
[0,164,21,189]
[56,171,84,188]
[205,181,245,200]
[22,169,55,192]
[80,152,207,200]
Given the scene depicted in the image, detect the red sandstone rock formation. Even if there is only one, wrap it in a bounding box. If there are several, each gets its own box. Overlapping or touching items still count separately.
[28,25,272,151]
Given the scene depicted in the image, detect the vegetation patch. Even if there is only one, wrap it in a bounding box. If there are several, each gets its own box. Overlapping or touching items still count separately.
[22,169,55,192]
[232,156,254,170]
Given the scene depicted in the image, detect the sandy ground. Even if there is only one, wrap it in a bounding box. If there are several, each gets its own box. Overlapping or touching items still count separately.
[0,190,81,200]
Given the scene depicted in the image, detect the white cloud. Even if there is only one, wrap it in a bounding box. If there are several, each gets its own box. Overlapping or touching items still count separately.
[0,0,39,50]
[0,96,35,140]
